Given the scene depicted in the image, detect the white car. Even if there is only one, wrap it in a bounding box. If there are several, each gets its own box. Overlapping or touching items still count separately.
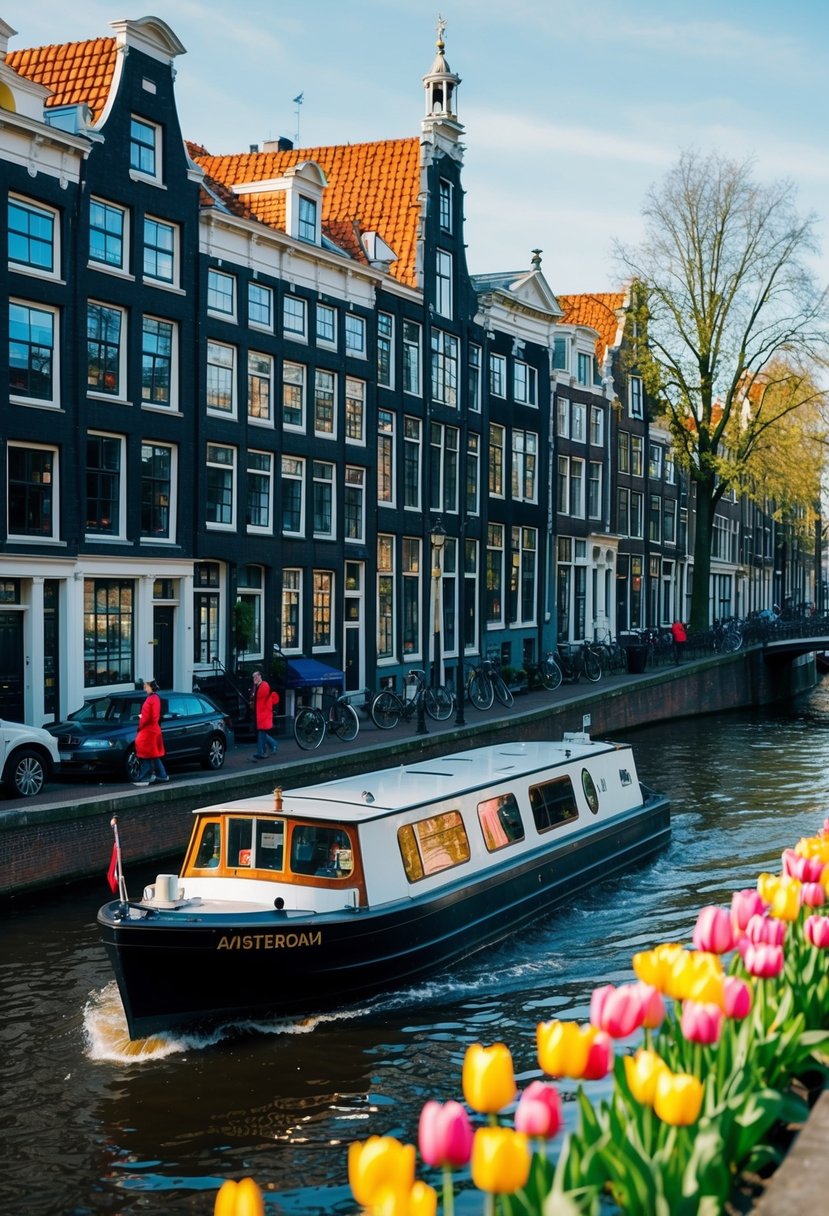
[1,719,60,798]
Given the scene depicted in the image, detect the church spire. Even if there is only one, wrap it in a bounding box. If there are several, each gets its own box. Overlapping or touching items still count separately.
[422,15,463,142]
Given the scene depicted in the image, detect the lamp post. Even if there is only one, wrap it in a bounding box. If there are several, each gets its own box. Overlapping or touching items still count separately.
[430,518,446,689]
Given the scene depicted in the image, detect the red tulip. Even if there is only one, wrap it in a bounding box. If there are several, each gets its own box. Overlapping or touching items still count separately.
[693,905,736,954]
[805,915,829,949]
[731,889,765,933]
[744,914,786,947]
[590,983,646,1038]
[722,976,752,1020]
[680,1000,723,1045]
[740,942,784,978]
[582,1029,613,1080]
[513,1081,563,1139]
[418,1100,473,1169]
[633,981,666,1029]
[782,849,825,884]
[801,882,826,908]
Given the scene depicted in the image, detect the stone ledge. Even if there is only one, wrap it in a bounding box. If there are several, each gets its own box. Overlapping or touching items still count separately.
[753,1089,829,1215]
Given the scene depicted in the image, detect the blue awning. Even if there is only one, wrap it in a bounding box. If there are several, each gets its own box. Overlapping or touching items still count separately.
[285,658,345,689]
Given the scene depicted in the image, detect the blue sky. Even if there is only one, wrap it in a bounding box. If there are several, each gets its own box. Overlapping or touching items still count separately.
[6,0,829,294]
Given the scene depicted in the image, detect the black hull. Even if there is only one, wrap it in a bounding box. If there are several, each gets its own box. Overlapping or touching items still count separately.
[99,796,670,1039]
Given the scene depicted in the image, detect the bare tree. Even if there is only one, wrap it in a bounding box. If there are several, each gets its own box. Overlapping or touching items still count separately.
[616,150,829,630]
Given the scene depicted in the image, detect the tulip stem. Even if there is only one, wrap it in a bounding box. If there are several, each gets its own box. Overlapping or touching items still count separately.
[484,1194,496,1216]
[442,1164,454,1216]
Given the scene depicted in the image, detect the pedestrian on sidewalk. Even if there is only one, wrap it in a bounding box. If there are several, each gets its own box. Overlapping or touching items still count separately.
[670,620,688,665]
[134,679,169,785]
[251,669,279,760]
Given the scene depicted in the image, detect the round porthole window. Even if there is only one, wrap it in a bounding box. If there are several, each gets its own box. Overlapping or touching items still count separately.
[581,767,600,814]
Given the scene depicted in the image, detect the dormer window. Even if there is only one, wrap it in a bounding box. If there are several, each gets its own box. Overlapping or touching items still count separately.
[130,116,161,183]
[297,196,317,243]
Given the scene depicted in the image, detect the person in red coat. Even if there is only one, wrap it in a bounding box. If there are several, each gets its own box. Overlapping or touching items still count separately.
[670,620,688,665]
[133,679,169,785]
[251,669,279,760]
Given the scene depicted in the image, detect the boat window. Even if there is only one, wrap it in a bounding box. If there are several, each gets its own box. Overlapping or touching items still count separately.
[193,820,222,869]
[477,793,525,852]
[528,776,579,833]
[227,817,254,867]
[398,811,470,882]
[290,826,354,879]
[255,820,285,871]
[581,768,600,814]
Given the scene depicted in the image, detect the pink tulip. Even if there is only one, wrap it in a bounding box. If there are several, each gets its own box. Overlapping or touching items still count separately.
[693,905,736,954]
[801,883,826,908]
[722,976,752,1020]
[731,889,766,933]
[582,1030,613,1080]
[680,1000,723,1045]
[744,914,787,947]
[589,983,646,1039]
[633,981,666,1030]
[805,916,829,949]
[740,942,784,978]
[418,1100,473,1169]
[514,1081,563,1139]
[782,849,825,883]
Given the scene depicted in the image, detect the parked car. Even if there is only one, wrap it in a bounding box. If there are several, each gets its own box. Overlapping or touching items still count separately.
[1,719,60,798]
[47,690,233,782]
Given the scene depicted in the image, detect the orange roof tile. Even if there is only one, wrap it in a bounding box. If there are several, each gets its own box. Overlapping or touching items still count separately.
[558,292,626,359]
[7,37,117,122]
[194,138,421,287]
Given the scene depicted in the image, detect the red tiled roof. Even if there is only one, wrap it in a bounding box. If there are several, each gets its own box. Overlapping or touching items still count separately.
[558,292,626,359]
[7,37,117,121]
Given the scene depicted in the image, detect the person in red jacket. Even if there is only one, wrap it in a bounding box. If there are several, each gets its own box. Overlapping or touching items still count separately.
[133,679,169,785]
[670,620,688,665]
[251,669,279,760]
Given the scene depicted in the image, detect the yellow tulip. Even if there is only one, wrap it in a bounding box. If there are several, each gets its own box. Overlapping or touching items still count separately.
[462,1043,516,1113]
[682,952,724,1006]
[214,1178,264,1216]
[470,1127,531,1194]
[536,1019,592,1079]
[770,877,801,922]
[653,1070,704,1126]
[632,943,683,992]
[662,948,693,1000]
[624,1049,668,1106]
[757,872,780,905]
[372,1180,438,1216]
[348,1137,416,1208]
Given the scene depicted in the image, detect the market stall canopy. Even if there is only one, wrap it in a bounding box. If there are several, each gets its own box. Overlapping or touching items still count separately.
[284,658,345,689]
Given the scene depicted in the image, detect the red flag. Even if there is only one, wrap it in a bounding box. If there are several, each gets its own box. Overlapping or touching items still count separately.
[107,842,119,893]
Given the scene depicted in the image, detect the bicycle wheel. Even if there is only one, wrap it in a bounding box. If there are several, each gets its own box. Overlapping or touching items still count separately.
[370,690,401,730]
[539,654,563,690]
[294,707,326,750]
[423,686,454,721]
[491,673,514,707]
[329,701,359,741]
[468,671,494,710]
[723,629,742,654]
[582,647,602,683]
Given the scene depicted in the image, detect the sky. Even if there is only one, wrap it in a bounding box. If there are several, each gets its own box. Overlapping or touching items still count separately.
[4,0,829,295]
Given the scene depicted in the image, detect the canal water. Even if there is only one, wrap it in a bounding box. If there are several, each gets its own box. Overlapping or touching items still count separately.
[4,682,829,1216]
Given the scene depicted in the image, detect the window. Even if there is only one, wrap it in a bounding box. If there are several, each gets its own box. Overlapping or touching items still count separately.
[509,526,537,625]
[511,430,537,503]
[89,199,127,272]
[429,423,458,514]
[344,466,365,541]
[486,523,504,625]
[314,369,336,436]
[552,335,569,371]
[298,195,317,242]
[281,570,302,651]
[403,416,421,509]
[529,776,579,832]
[618,431,630,474]
[141,316,175,407]
[237,567,264,660]
[401,537,421,656]
[316,303,336,346]
[589,405,604,447]
[588,462,603,520]
[248,352,273,422]
[206,444,236,529]
[143,217,177,285]
[312,571,333,648]
[141,443,174,539]
[489,423,504,496]
[577,352,592,385]
[345,376,366,443]
[87,303,124,397]
[283,295,307,339]
[617,487,629,535]
[569,457,585,517]
[403,320,421,394]
[281,456,305,534]
[7,444,57,537]
[557,397,570,438]
[9,197,57,274]
[9,301,56,402]
[439,179,453,232]
[84,579,133,687]
[378,409,395,504]
[377,534,395,659]
[345,313,366,357]
[193,563,220,665]
[557,456,570,515]
[649,493,661,543]
[398,811,470,882]
[649,445,663,479]
[246,451,273,532]
[490,353,506,398]
[206,341,236,415]
[85,433,122,535]
[431,329,458,406]
[466,431,480,515]
[207,268,235,317]
[478,793,525,852]
[130,116,160,180]
[313,461,335,537]
[436,249,453,318]
[630,490,644,538]
[468,344,481,412]
[629,375,644,418]
[631,434,644,476]
[663,498,677,545]
[377,312,394,387]
[248,282,273,329]
[282,361,305,428]
[665,450,676,485]
[513,361,537,405]
[572,402,586,442]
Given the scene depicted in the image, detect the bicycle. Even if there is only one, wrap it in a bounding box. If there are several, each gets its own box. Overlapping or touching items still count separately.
[465,654,514,710]
[370,669,455,730]
[293,687,361,750]
[528,651,564,691]
[591,634,626,675]
[556,641,603,684]
[712,617,743,654]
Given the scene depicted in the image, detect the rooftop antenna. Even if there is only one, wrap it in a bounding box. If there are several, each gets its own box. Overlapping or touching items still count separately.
[293,92,304,146]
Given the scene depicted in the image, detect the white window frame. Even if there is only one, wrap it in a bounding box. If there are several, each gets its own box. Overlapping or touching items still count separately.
[571,402,587,443]
[588,461,603,520]
[316,303,336,348]
[8,195,59,279]
[281,568,303,653]
[345,376,366,445]
[377,312,394,388]
[557,396,570,439]
[403,415,422,510]
[436,248,453,319]
[207,268,236,320]
[629,375,644,419]
[281,455,305,536]
[489,352,506,398]
[88,198,129,276]
[87,300,127,401]
[378,408,395,506]
[141,440,177,543]
[84,431,125,538]
[143,215,179,288]
[314,369,337,439]
[206,340,237,417]
[511,429,538,504]
[129,115,162,184]
[7,441,59,540]
[248,281,273,331]
[246,450,273,534]
[468,343,482,412]
[344,466,366,543]
[345,312,367,358]
[247,350,273,424]
[312,460,336,539]
[205,443,237,530]
[283,295,308,340]
[589,404,604,447]
[9,299,59,407]
[513,360,537,406]
[569,456,585,518]
[489,422,505,498]
[282,361,306,430]
[577,351,592,386]
[141,314,177,410]
[297,194,319,243]
[511,525,538,627]
[403,320,422,395]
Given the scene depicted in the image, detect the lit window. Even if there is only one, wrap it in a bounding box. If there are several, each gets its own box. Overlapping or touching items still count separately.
[345,377,365,443]
[281,569,302,651]
[314,369,336,436]
[87,302,125,397]
[8,444,57,538]
[312,571,334,648]
[206,341,236,415]
[247,352,273,422]
[283,361,306,428]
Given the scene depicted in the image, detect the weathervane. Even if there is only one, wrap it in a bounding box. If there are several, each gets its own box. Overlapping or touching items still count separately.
[436,14,446,50]
[293,91,304,146]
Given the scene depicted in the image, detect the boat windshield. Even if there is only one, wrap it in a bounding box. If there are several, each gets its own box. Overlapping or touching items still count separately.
[290,825,354,879]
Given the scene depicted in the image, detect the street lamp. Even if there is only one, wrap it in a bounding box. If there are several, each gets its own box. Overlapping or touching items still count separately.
[430,518,446,688]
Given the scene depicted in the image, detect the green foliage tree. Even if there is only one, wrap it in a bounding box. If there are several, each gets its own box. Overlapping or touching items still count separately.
[616,150,829,630]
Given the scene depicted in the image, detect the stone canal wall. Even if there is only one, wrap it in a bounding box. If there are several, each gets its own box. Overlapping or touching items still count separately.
[0,648,816,897]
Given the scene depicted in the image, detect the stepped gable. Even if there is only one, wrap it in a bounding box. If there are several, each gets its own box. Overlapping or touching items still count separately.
[7,36,117,120]
[193,137,421,287]
[558,291,626,359]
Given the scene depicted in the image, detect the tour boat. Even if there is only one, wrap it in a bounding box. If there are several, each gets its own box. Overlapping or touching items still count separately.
[98,734,670,1039]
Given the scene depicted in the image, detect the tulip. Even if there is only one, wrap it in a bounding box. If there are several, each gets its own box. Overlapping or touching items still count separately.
[634,982,666,1030]
[582,1028,613,1080]
[731,888,766,933]
[693,905,736,954]
[680,1000,723,1045]
[801,882,826,908]
[782,849,825,884]
[805,915,829,949]
[470,1127,530,1195]
[653,1070,704,1126]
[632,943,684,992]
[744,913,786,947]
[670,951,724,1005]
[537,1019,592,1079]
[740,942,784,979]
[624,1049,668,1106]
[722,975,752,1020]
[757,872,780,905]
[590,982,646,1038]
[770,877,801,922]
[373,1181,438,1216]
[462,1043,516,1114]
[418,1101,473,1169]
[214,1179,265,1216]
[513,1080,563,1139]
[348,1137,416,1209]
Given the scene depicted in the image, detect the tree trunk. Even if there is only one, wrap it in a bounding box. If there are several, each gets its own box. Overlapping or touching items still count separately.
[689,477,716,632]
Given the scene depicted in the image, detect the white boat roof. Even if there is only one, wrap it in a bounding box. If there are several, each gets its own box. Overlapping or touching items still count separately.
[192,738,624,825]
